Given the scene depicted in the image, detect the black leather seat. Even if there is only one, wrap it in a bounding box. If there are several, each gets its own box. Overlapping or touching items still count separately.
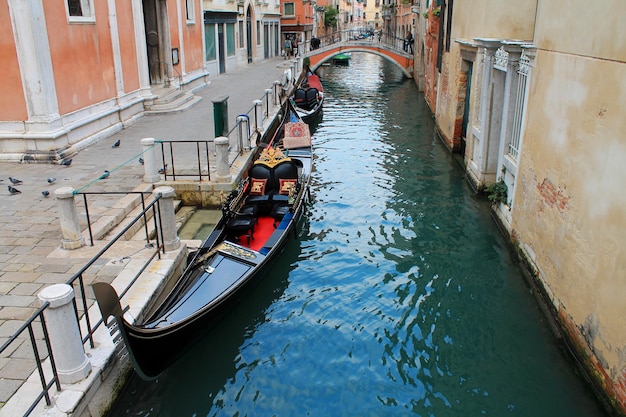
[270,204,290,227]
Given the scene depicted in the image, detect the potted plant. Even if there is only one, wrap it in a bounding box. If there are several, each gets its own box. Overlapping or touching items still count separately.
[485,180,508,205]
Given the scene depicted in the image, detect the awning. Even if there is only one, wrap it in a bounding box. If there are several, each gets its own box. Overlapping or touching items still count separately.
[204,11,237,23]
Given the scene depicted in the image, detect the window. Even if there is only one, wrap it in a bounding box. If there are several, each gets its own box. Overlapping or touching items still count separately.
[226,23,235,56]
[239,21,244,48]
[257,21,261,45]
[284,3,295,16]
[204,23,216,61]
[508,51,531,160]
[67,0,94,22]
[186,0,195,22]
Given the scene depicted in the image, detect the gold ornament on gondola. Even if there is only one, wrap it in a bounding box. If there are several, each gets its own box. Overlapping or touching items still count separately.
[254,146,291,168]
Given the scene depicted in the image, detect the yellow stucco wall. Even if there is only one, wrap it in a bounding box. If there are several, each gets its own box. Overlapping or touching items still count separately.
[513,3,626,394]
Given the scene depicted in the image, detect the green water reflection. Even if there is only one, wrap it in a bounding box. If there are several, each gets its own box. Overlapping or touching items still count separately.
[108,53,605,417]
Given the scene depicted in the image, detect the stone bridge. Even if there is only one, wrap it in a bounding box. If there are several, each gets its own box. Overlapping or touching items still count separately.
[303,36,414,78]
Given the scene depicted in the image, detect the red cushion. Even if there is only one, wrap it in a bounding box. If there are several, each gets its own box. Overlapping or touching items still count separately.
[249,178,267,195]
[279,178,297,195]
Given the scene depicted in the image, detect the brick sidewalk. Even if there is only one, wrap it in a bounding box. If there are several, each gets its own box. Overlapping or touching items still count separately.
[0,56,296,409]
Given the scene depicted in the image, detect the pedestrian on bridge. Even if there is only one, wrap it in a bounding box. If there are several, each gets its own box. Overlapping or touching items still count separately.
[405,31,414,54]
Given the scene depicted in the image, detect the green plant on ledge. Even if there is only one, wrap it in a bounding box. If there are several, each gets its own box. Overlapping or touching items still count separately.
[433,6,441,16]
[485,180,508,205]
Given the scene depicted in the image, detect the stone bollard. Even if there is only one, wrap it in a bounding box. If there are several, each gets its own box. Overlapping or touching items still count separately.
[152,186,180,251]
[214,136,232,183]
[273,81,282,106]
[237,115,251,150]
[38,284,91,384]
[55,187,85,250]
[141,137,161,183]
[253,99,263,133]
[265,88,273,114]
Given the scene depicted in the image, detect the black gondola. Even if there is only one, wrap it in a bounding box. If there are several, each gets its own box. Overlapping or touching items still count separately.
[292,65,324,123]
[93,99,313,380]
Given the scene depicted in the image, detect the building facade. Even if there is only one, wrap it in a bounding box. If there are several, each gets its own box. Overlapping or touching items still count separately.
[419,0,626,413]
[0,0,283,163]
[280,0,315,53]
[1,0,208,162]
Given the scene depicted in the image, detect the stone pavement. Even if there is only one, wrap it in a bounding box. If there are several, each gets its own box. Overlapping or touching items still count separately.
[0,56,297,413]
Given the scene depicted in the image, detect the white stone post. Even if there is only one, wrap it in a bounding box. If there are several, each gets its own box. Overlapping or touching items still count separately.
[237,115,251,150]
[265,88,273,115]
[153,186,180,251]
[273,80,282,106]
[55,187,85,250]
[141,137,161,183]
[38,284,91,384]
[253,99,263,133]
[214,136,232,183]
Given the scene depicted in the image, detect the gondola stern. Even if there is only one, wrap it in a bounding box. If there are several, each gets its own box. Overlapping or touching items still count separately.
[92,282,125,327]
[92,282,162,381]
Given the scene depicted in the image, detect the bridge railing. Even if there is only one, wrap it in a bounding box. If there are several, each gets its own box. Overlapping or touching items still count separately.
[302,30,412,56]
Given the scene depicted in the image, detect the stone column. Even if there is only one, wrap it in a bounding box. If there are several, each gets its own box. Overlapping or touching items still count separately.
[253,99,263,133]
[153,186,180,251]
[273,80,282,106]
[55,187,85,250]
[38,284,91,384]
[265,88,273,115]
[237,115,251,150]
[290,64,296,88]
[214,136,232,183]
[141,138,161,183]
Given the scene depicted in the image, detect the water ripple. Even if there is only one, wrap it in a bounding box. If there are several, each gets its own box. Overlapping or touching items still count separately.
[109,53,604,417]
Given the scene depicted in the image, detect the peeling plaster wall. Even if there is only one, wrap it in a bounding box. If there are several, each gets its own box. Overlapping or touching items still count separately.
[513,49,626,409]
[511,0,626,410]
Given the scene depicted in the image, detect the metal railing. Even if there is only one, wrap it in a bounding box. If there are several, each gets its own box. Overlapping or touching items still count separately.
[0,194,166,417]
[158,74,296,180]
[77,191,153,246]
[302,30,411,55]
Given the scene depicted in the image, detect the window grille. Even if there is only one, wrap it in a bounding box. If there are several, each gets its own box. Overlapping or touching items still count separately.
[508,50,531,160]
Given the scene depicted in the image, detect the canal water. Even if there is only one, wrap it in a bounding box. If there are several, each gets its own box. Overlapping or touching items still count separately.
[108,54,605,416]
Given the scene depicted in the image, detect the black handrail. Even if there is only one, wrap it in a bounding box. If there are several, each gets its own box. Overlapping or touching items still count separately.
[77,191,151,246]
[1,194,166,417]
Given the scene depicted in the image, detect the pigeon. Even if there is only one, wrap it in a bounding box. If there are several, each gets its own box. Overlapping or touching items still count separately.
[8,185,21,194]
[158,165,168,174]
[47,177,56,184]
[42,190,50,197]
[61,159,72,166]
[99,170,110,180]
[138,157,144,165]
[112,140,121,148]
[9,177,22,185]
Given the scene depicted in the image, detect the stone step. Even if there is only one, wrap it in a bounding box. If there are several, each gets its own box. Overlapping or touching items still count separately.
[145,88,202,115]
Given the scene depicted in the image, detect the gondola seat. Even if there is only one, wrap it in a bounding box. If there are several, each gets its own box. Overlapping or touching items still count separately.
[237,204,259,222]
[225,216,255,245]
[305,88,319,109]
[294,88,307,107]
[246,159,299,213]
[270,204,290,227]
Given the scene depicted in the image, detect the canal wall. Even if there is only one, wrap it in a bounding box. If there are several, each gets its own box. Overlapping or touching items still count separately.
[418,1,626,414]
